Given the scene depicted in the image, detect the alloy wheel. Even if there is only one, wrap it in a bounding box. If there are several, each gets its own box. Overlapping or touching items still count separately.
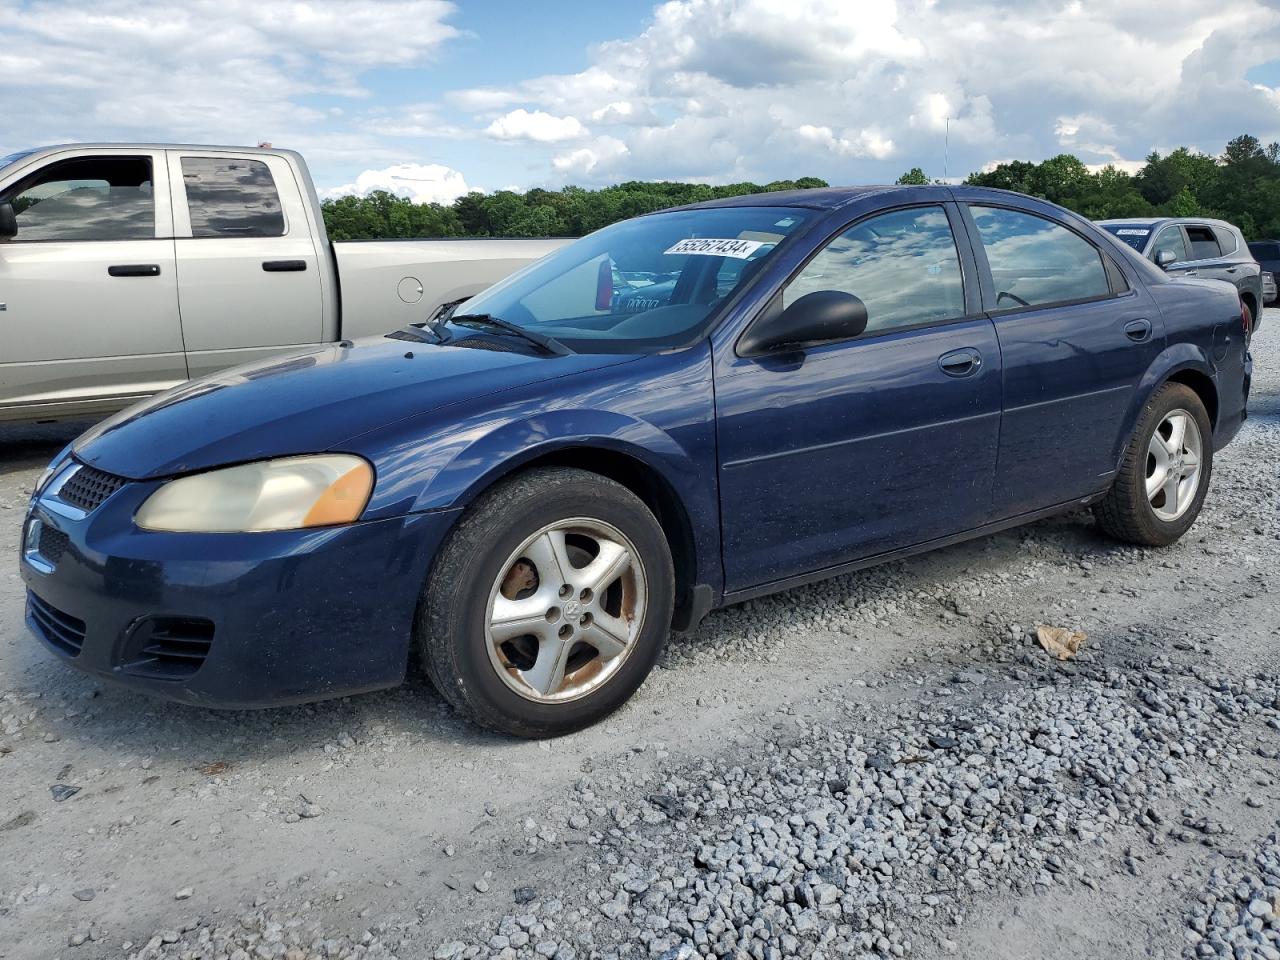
[1145,408,1203,522]
[484,518,647,703]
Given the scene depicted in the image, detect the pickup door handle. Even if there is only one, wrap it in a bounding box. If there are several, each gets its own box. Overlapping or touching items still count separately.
[107,264,160,277]
[262,260,307,272]
[1124,318,1153,343]
[938,347,982,378]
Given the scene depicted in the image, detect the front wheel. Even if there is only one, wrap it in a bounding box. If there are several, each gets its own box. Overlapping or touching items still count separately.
[1094,382,1213,546]
[418,466,674,737]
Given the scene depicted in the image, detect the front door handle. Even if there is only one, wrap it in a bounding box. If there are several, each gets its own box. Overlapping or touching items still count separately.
[107,264,161,277]
[1124,318,1152,343]
[262,260,307,272]
[938,347,982,378]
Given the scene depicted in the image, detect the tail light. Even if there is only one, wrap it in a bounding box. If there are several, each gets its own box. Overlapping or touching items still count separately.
[595,258,613,312]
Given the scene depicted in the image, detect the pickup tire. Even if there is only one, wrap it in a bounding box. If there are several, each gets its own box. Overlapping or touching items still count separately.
[1094,382,1213,546]
[417,466,674,738]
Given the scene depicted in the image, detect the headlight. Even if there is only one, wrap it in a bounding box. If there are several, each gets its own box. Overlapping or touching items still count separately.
[135,455,374,533]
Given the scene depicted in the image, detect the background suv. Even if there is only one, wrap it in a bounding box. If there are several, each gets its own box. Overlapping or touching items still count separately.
[1100,217,1263,333]
[1247,240,1279,305]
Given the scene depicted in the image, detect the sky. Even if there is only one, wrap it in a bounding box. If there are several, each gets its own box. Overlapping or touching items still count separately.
[3,0,1280,204]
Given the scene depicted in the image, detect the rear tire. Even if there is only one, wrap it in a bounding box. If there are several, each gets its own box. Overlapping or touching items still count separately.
[1094,382,1213,546]
[418,466,674,738]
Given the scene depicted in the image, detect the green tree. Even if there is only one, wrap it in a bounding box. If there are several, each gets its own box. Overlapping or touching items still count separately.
[895,167,929,185]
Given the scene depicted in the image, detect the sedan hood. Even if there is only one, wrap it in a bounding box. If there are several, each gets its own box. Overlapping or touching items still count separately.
[74,336,632,479]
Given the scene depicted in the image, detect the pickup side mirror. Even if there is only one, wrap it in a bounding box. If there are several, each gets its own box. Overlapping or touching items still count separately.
[739,290,869,356]
[0,200,15,239]
[1155,248,1177,269]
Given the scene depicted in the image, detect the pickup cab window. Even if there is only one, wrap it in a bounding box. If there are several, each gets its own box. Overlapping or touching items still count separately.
[3,155,154,242]
[181,157,285,239]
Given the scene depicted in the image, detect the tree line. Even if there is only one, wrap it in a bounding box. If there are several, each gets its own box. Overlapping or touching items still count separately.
[321,134,1280,242]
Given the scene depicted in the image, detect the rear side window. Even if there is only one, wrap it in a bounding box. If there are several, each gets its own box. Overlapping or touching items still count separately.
[4,155,154,242]
[181,157,285,238]
[783,205,965,334]
[969,206,1110,309]
[1184,225,1221,260]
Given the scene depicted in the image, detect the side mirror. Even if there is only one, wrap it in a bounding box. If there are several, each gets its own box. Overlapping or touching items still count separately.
[739,290,869,355]
[0,200,15,239]
[1155,249,1176,269]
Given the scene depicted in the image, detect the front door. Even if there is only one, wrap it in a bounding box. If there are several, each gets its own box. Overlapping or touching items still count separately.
[0,151,185,419]
[715,203,1002,593]
[959,200,1164,515]
[169,152,324,378]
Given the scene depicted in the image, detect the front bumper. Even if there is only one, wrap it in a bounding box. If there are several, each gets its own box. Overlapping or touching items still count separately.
[19,468,459,708]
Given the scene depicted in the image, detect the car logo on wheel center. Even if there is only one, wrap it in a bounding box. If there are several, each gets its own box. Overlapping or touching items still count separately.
[563,600,582,618]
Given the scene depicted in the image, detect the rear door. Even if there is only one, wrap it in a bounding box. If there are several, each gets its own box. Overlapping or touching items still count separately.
[0,150,185,419]
[958,198,1164,516]
[714,201,1002,591]
[169,151,324,378]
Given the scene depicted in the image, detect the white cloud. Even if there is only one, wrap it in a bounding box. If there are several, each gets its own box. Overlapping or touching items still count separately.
[449,0,1280,185]
[0,1,459,154]
[324,163,470,204]
[552,137,630,177]
[484,109,589,143]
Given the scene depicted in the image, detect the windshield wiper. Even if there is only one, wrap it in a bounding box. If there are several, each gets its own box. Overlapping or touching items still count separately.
[448,313,572,356]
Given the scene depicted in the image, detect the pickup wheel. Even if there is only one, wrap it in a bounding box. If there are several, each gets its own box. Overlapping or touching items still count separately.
[1094,382,1213,547]
[417,466,674,738]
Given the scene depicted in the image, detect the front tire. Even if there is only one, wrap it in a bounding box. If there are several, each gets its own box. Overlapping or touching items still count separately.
[1094,382,1213,546]
[418,467,674,738]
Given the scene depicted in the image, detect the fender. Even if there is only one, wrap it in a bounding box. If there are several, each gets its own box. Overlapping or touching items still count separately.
[352,345,723,594]
[1111,342,1217,471]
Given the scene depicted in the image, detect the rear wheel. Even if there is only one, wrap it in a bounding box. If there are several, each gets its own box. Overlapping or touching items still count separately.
[1094,382,1213,546]
[418,467,674,737]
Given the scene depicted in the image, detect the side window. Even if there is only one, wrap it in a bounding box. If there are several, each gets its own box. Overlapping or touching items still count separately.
[1184,225,1221,260]
[970,206,1110,309]
[783,206,965,334]
[1152,227,1189,264]
[4,156,154,241]
[181,157,285,238]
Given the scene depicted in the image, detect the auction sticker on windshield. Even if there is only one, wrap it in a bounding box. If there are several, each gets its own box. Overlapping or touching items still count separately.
[1116,229,1150,236]
[665,238,765,259]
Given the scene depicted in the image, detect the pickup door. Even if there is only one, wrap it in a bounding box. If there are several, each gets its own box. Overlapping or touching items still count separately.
[168,151,325,378]
[0,149,186,418]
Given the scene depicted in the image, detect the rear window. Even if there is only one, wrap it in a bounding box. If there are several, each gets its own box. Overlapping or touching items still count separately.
[1099,223,1151,252]
[181,157,285,239]
[1250,242,1280,261]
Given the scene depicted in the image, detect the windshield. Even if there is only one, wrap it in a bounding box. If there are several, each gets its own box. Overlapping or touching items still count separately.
[456,205,816,353]
[1099,223,1152,252]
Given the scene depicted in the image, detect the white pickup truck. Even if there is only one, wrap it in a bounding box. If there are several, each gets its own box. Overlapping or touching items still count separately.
[0,143,568,423]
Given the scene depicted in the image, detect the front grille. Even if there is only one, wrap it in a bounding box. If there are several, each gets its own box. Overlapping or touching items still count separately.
[119,617,215,680]
[58,464,128,513]
[27,592,86,657]
[37,524,70,564]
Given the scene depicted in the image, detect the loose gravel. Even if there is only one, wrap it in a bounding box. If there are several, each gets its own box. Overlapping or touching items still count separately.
[1,314,1278,960]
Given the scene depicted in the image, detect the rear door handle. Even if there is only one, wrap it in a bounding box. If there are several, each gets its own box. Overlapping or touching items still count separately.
[938,347,982,378]
[1124,318,1152,343]
[107,264,161,277]
[262,260,307,272]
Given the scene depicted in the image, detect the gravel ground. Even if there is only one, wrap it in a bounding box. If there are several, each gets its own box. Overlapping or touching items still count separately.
[1,313,1278,960]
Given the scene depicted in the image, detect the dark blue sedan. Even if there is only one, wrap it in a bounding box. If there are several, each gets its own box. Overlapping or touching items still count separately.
[21,186,1252,736]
